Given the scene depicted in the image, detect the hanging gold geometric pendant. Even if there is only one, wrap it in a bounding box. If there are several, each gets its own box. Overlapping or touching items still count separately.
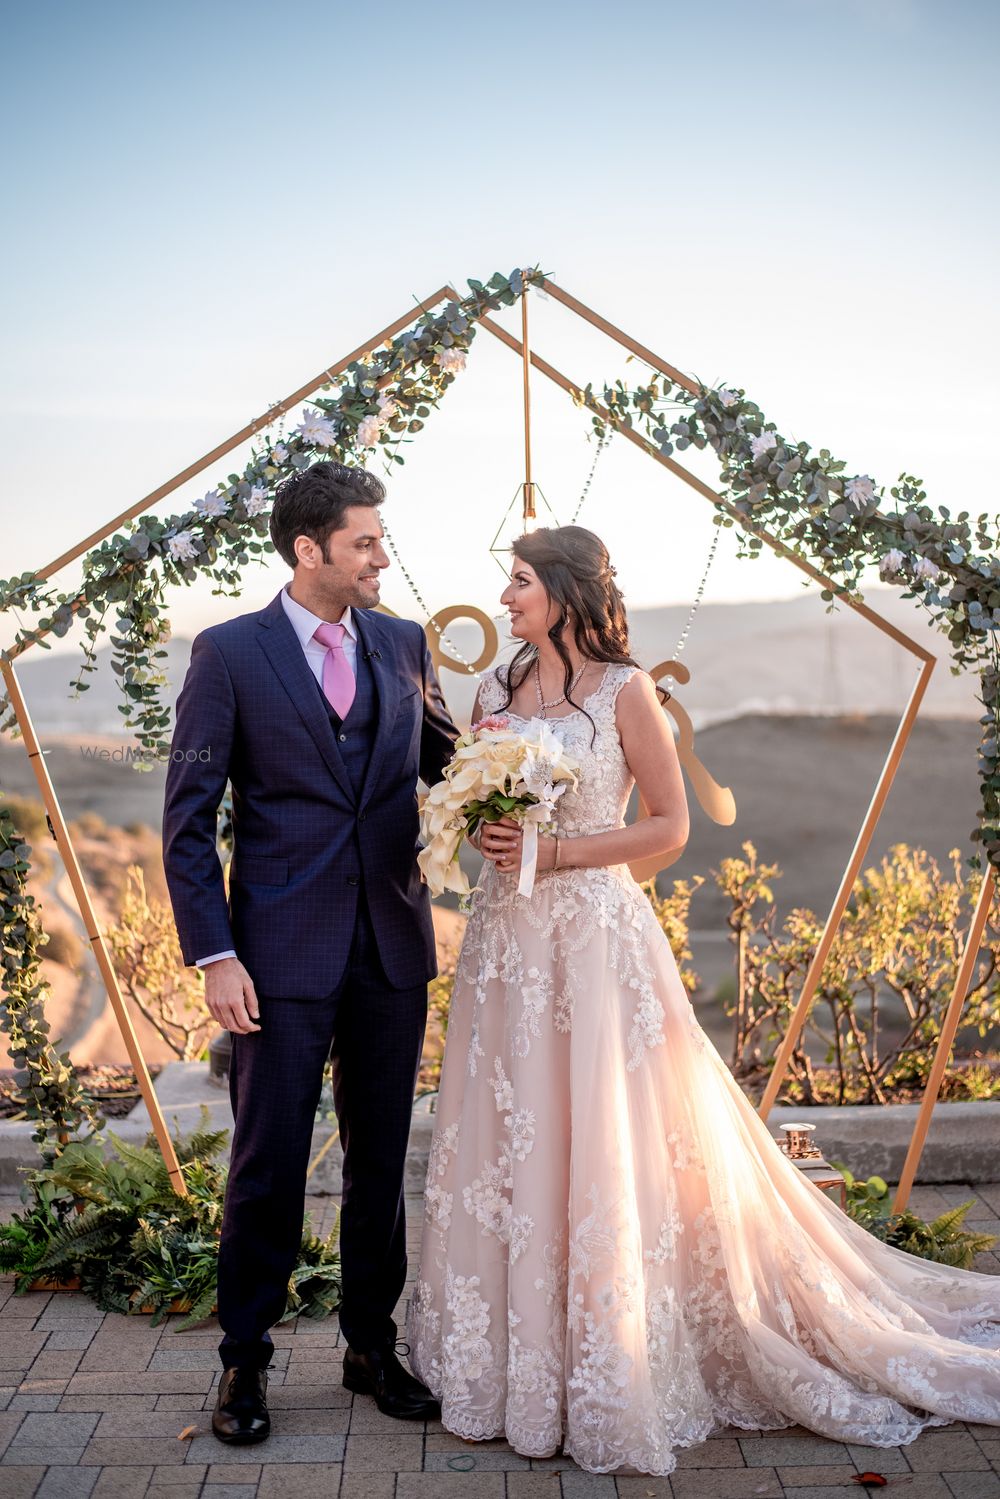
[488,481,560,577]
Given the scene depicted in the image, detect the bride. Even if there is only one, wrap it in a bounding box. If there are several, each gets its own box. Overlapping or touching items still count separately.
[407,524,1000,1476]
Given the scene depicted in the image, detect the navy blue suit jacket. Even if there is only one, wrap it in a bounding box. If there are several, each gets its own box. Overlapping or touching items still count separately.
[162,591,458,997]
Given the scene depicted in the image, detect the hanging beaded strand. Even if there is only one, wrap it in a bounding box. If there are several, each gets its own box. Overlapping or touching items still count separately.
[570,425,612,524]
[567,384,723,696]
[662,520,723,695]
[379,519,482,677]
[369,418,484,678]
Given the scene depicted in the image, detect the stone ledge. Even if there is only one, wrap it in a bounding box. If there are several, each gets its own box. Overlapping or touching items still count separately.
[0,1064,434,1194]
[0,1063,996,1190]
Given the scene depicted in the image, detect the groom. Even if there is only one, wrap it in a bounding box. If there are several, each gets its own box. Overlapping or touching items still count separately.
[162,460,457,1443]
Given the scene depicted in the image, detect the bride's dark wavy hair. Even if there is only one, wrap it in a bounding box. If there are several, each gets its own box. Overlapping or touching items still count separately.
[498,525,644,743]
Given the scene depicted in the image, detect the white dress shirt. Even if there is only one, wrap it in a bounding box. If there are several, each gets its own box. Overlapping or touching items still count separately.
[195,587,359,968]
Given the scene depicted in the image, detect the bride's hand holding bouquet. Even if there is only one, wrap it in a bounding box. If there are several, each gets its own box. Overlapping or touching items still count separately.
[417,713,579,899]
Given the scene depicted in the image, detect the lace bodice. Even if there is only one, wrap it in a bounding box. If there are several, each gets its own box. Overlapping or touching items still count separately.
[476,661,639,839]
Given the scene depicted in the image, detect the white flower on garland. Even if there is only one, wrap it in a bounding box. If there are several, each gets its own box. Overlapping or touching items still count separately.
[845,475,876,507]
[376,392,398,420]
[293,407,338,447]
[436,347,467,375]
[167,530,199,563]
[750,429,778,458]
[913,556,941,583]
[245,485,269,517]
[716,387,739,408]
[272,443,289,463]
[356,415,383,447]
[193,488,229,519]
[879,548,906,576]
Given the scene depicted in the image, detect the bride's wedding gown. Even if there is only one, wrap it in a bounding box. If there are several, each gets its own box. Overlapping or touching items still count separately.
[408,663,1000,1475]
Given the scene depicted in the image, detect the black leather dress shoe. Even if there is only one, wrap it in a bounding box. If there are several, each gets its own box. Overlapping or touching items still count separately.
[343,1343,441,1420]
[212,1366,270,1444]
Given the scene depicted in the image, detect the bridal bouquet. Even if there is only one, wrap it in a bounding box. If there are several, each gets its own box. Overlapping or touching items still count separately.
[418,714,580,899]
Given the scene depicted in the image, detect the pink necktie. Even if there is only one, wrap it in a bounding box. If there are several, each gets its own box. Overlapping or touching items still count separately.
[313,621,356,719]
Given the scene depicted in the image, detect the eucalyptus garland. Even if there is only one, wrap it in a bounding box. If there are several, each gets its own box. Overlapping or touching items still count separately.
[0,799,103,1155]
[576,376,1000,876]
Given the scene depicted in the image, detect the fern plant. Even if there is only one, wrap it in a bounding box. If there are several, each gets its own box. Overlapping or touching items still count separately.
[284,1230,344,1322]
[836,1166,998,1270]
[875,1202,998,1269]
[0,1187,61,1278]
[128,1219,220,1328]
[0,1109,341,1326]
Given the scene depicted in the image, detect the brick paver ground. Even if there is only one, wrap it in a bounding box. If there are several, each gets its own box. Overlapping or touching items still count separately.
[2,1183,1000,1498]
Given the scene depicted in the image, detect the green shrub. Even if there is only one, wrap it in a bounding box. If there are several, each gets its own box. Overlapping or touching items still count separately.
[649,840,1000,1106]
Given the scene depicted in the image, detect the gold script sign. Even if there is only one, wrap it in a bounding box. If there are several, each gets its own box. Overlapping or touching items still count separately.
[377,603,499,677]
[629,659,736,885]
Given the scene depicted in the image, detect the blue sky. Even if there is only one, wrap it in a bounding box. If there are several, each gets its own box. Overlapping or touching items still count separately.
[2,0,997,651]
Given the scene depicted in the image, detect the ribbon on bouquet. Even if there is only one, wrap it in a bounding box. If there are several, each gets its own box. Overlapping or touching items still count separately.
[518,822,539,898]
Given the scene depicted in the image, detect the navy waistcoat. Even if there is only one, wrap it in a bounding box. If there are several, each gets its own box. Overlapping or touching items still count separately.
[311,644,378,799]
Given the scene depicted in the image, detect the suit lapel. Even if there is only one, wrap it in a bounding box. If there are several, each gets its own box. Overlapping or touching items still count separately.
[353,608,399,813]
[256,591,354,802]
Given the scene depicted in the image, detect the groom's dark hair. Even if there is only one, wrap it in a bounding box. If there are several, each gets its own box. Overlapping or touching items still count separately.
[270,461,386,567]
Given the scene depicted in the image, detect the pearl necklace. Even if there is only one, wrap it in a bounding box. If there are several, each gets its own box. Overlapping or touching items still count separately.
[534,657,588,716]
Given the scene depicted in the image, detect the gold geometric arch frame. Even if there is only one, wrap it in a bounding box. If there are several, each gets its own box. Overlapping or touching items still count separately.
[1,276,991,1210]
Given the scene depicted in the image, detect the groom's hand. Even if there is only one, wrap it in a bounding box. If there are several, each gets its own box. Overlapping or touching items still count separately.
[203,957,261,1034]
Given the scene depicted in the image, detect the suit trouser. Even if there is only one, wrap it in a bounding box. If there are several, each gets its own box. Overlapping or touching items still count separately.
[217,894,428,1369]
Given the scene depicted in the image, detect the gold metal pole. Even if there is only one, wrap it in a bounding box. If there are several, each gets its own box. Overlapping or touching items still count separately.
[0,658,188,1195]
[757,655,935,1120]
[892,864,998,1212]
[521,276,536,525]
